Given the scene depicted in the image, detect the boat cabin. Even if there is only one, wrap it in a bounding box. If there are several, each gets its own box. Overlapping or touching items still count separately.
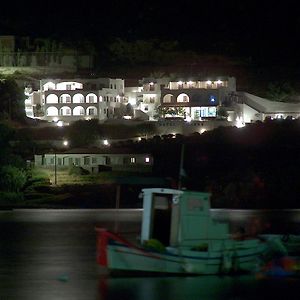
[141,188,229,247]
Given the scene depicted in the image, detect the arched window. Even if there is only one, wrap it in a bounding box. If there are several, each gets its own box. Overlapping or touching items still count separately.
[163,94,173,103]
[86,106,98,116]
[59,106,72,116]
[46,106,58,116]
[73,93,85,103]
[73,106,85,116]
[59,93,71,104]
[46,94,58,104]
[177,93,189,103]
[86,93,97,103]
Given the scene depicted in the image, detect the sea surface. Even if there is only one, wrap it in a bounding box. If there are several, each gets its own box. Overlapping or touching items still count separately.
[1,208,300,300]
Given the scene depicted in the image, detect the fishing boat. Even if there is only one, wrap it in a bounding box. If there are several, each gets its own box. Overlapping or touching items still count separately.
[95,188,285,275]
[259,234,300,256]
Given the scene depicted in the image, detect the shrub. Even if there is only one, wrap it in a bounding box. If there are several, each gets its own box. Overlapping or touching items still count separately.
[69,165,90,175]
[0,165,26,192]
[0,191,23,204]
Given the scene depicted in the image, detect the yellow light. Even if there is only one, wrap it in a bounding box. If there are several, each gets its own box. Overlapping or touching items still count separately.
[200,129,206,134]
[206,80,212,85]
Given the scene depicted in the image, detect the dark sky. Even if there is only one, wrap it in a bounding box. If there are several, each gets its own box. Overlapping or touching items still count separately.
[1,1,300,64]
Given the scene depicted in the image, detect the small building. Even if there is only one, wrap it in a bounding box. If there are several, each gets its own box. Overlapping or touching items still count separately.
[34,148,153,173]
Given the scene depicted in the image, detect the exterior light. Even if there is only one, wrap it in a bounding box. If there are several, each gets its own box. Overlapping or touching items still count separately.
[103,139,109,146]
[128,97,136,105]
[150,82,154,85]
[63,140,69,146]
[236,116,245,128]
[206,80,212,85]
[57,121,64,127]
[177,81,183,85]
[216,80,222,84]
[145,157,150,163]
[275,114,284,119]
[138,137,142,141]
[200,129,206,134]
[185,116,192,122]
[123,115,132,119]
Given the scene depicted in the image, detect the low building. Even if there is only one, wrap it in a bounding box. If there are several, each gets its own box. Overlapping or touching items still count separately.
[0,35,94,74]
[231,92,300,124]
[34,148,153,173]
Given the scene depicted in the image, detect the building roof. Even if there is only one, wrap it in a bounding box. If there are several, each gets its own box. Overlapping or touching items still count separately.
[58,147,151,155]
[240,92,300,114]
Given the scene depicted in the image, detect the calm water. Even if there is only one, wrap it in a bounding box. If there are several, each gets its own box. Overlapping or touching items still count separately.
[1,208,300,300]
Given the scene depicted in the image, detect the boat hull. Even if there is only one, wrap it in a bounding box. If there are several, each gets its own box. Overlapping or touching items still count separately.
[96,228,267,275]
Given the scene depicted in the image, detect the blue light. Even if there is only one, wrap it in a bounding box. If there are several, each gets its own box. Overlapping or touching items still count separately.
[210,95,216,102]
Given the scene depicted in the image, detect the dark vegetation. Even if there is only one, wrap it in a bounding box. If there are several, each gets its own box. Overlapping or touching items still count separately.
[5,118,300,209]
[1,64,300,209]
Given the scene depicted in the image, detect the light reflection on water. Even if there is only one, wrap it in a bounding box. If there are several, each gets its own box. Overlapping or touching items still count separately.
[0,209,300,300]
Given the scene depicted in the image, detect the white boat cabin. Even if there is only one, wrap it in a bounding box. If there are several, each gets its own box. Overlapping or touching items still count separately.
[141,188,229,247]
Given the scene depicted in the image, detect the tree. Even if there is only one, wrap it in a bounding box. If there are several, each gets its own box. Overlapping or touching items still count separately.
[217,106,229,119]
[0,77,26,121]
[266,81,295,102]
[156,106,185,118]
[67,119,100,147]
[136,122,157,138]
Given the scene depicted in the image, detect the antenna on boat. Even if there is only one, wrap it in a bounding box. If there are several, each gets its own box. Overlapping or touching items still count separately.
[178,143,185,190]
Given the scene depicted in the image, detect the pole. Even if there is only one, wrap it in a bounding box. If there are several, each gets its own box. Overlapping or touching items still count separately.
[178,143,185,190]
[54,153,57,185]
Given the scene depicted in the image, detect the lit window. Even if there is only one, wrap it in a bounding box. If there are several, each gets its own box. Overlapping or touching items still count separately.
[130,157,136,163]
[145,157,150,163]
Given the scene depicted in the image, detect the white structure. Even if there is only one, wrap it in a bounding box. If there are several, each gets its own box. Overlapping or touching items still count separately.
[24,75,300,131]
[25,78,125,125]
[231,92,300,124]
[34,150,153,173]
[124,77,236,121]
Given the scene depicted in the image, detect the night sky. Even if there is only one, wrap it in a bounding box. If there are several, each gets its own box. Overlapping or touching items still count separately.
[1,1,300,65]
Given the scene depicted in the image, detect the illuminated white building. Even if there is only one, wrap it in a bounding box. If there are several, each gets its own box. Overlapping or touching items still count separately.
[160,77,236,120]
[25,78,125,125]
[230,92,300,124]
[124,77,236,121]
